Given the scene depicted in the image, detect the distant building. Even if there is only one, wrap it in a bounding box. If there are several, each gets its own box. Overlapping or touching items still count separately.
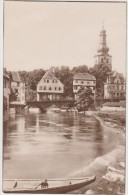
[73,73,96,100]
[10,71,25,104]
[94,26,112,71]
[37,70,64,101]
[3,69,11,110]
[104,70,125,100]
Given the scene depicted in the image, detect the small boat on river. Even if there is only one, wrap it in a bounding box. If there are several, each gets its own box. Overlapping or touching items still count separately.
[3,175,96,194]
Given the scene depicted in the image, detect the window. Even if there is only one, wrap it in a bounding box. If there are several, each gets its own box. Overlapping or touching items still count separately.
[53,80,54,83]
[55,80,57,83]
[47,80,49,83]
[81,81,84,84]
[39,86,42,90]
[59,87,61,91]
[117,93,119,96]
[75,80,78,83]
[44,86,46,90]
[87,81,90,84]
[101,58,103,63]
[74,86,77,90]
[49,87,52,90]
[55,87,57,90]
[117,85,119,90]
[44,79,46,83]
[93,81,95,84]
[107,59,109,63]
[121,86,123,90]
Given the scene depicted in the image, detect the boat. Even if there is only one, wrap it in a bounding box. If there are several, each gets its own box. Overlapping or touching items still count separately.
[3,175,96,194]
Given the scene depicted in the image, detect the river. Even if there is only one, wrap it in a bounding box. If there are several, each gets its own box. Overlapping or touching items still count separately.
[3,111,117,180]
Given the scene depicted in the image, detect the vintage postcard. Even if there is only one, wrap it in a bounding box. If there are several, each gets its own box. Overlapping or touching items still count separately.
[2,0,127,194]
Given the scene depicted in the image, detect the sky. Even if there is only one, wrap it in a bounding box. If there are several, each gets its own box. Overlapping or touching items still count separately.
[4,1,126,74]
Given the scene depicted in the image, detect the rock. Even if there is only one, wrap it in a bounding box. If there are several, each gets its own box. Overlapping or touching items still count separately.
[119,162,125,168]
[85,189,95,194]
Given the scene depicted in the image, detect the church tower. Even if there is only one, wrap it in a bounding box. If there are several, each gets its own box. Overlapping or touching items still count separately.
[94,25,112,71]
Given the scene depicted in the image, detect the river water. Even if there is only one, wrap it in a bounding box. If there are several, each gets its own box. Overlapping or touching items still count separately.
[3,112,116,180]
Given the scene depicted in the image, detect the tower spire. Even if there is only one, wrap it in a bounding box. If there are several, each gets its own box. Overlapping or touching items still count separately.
[97,24,109,54]
[102,21,104,30]
[94,26,112,71]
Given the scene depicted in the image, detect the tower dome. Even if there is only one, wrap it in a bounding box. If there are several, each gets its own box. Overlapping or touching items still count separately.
[97,27,109,54]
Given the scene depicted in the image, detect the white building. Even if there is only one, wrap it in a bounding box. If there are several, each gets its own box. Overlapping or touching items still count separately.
[37,70,64,101]
[11,71,25,104]
[73,73,96,100]
[104,70,125,100]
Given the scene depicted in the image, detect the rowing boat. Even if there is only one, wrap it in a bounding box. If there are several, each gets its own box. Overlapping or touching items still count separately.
[3,175,96,194]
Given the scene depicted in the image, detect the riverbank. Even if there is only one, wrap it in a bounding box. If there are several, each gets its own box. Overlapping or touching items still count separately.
[68,111,125,194]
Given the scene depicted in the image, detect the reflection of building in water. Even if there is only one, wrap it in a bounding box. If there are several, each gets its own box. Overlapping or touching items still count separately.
[36,115,39,132]
[17,116,25,133]
[3,122,11,160]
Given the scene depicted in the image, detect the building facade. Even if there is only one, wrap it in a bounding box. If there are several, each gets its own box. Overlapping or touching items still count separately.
[3,69,11,111]
[73,73,96,100]
[37,70,64,101]
[94,26,112,71]
[104,70,125,100]
[11,71,25,104]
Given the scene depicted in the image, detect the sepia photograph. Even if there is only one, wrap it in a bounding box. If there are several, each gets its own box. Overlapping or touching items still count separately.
[2,0,127,194]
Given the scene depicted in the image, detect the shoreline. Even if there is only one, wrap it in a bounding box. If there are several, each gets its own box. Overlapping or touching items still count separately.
[68,111,125,194]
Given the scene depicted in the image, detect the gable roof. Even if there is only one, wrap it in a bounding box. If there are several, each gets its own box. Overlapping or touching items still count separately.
[108,70,125,84]
[38,70,64,85]
[11,71,21,82]
[74,73,96,80]
[42,71,58,80]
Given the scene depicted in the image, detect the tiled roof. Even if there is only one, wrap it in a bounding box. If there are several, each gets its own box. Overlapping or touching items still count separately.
[11,71,21,82]
[43,71,58,80]
[74,73,96,80]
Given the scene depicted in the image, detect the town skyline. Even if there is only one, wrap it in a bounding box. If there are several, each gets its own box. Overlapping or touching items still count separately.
[4,1,126,74]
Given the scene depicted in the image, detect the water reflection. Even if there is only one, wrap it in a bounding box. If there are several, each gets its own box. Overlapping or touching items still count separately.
[3,112,116,179]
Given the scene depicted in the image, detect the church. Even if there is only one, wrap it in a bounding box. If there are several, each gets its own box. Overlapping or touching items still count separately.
[95,26,125,100]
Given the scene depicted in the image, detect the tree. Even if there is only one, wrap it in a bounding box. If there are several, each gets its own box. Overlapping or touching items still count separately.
[71,65,88,74]
[10,88,18,102]
[76,86,94,112]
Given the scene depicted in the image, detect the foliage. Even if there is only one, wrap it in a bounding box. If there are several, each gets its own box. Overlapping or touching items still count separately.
[10,88,18,102]
[18,64,110,102]
[76,86,94,111]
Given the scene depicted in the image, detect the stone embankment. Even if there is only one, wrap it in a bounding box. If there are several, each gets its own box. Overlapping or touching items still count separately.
[68,111,126,195]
